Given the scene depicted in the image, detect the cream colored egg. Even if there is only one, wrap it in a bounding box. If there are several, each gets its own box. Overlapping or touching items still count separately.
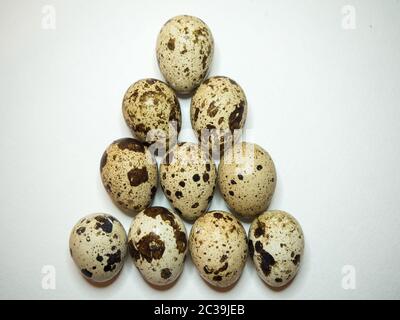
[128,207,188,286]
[218,142,276,218]
[69,213,127,282]
[189,210,248,288]
[156,15,214,94]
[248,210,304,287]
[160,142,217,222]
[122,78,181,151]
[100,138,158,214]
[190,76,247,155]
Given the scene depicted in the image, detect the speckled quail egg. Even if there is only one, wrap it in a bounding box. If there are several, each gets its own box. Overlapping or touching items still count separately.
[128,207,188,286]
[190,76,247,155]
[156,15,214,94]
[218,142,276,218]
[69,213,127,282]
[100,138,158,214]
[122,78,181,151]
[248,210,304,287]
[189,210,248,288]
[160,142,217,222]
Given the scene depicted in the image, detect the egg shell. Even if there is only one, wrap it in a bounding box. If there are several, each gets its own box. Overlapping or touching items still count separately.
[248,210,304,287]
[100,138,158,214]
[189,210,248,288]
[160,142,217,222]
[156,15,214,94]
[69,213,127,283]
[122,78,181,150]
[218,142,276,218]
[128,207,188,286]
[190,76,247,155]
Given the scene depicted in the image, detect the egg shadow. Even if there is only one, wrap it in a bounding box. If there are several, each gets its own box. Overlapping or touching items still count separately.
[202,276,241,292]
[100,177,161,219]
[176,91,195,100]
[144,273,182,291]
[213,181,253,226]
[211,180,230,213]
[111,198,139,217]
[235,213,255,224]
[175,66,214,100]
[264,276,296,292]
[84,267,122,288]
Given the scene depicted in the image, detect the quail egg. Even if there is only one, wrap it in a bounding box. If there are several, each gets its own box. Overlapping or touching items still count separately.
[128,206,188,286]
[218,142,276,218]
[122,78,181,152]
[100,138,158,214]
[190,76,247,155]
[160,142,217,221]
[156,15,214,94]
[248,210,304,287]
[69,213,127,282]
[189,210,247,288]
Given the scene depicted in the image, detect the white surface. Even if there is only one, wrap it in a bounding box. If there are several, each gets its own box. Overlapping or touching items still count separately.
[1,0,400,300]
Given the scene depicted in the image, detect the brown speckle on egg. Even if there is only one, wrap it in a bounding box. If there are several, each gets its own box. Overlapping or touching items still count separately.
[127,167,149,187]
[161,268,172,279]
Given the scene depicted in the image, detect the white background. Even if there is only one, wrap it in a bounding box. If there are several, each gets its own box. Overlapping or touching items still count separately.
[1,0,399,299]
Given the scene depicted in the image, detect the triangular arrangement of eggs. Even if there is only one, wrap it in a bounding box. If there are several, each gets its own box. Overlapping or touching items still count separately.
[69,15,305,290]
